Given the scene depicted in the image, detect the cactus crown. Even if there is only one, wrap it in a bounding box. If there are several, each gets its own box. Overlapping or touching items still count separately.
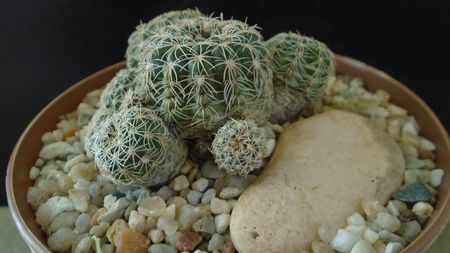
[211,119,267,176]
[90,106,186,186]
[266,32,334,124]
[126,9,205,68]
[135,16,273,138]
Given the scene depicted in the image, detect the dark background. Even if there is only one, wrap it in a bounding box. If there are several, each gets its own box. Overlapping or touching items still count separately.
[1,0,449,206]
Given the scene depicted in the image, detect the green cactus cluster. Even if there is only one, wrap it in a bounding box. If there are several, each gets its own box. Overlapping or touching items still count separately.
[90,106,186,186]
[85,9,335,186]
[266,32,334,124]
[135,16,273,138]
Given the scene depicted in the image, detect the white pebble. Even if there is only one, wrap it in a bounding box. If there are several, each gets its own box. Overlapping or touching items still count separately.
[187,190,203,205]
[29,167,40,180]
[263,138,276,157]
[385,242,404,253]
[172,175,190,191]
[192,178,209,192]
[69,188,90,212]
[219,187,241,199]
[331,229,360,253]
[63,154,86,172]
[363,229,379,245]
[36,196,75,226]
[210,198,231,214]
[177,204,204,231]
[164,231,181,247]
[361,199,386,220]
[311,241,334,253]
[420,138,436,151]
[157,216,179,236]
[75,213,91,234]
[431,169,444,187]
[350,240,376,253]
[402,121,418,136]
[88,183,101,198]
[208,233,225,251]
[129,210,146,233]
[400,220,421,243]
[73,236,92,253]
[412,202,434,221]
[347,213,366,226]
[89,222,109,237]
[378,230,406,245]
[39,141,74,160]
[345,225,367,236]
[149,229,165,244]
[138,196,166,217]
[318,225,336,243]
[214,213,231,234]
[98,198,129,223]
[49,212,79,233]
[201,188,216,204]
[375,212,401,233]
[68,163,96,182]
[160,204,177,219]
[102,244,114,253]
[47,228,76,252]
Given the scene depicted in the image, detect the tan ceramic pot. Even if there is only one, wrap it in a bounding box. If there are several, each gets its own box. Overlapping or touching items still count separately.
[6,56,450,252]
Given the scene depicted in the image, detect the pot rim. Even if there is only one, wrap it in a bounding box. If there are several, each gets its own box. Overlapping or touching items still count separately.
[6,56,450,252]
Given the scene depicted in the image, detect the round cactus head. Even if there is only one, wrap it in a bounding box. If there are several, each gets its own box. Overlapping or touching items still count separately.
[136,16,273,138]
[84,106,114,158]
[126,9,205,68]
[100,68,142,111]
[211,119,270,177]
[266,32,334,124]
[89,106,187,186]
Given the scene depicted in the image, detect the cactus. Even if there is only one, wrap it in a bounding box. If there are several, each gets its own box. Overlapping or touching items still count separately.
[266,32,334,124]
[89,106,187,186]
[211,119,271,176]
[84,106,114,158]
[126,9,205,68]
[135,16,273,139]
[100,68,142,110]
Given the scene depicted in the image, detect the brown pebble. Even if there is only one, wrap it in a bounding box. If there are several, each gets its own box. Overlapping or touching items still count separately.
[418,148,436,161]
[115,227,150,253]
[222,240,236,253]
[213,177,225,193]
[90,207,107,226]
[188,167,199,183]
[176,231,203,251]
[179,188,190,199]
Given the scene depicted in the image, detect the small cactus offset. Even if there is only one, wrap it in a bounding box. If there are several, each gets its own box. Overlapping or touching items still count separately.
[89,106,187,186]
[211,119,272,177]
[100,68,141,110]
[126,9,205,68]
[84,106,114,158]
[135,16,273,138]
[266,32,334,124]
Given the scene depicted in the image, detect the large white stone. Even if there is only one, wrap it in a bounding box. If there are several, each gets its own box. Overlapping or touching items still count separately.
[230,110,405,253]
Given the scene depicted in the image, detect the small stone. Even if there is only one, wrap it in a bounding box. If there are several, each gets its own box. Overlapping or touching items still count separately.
[375,212,401,232]
[180,160,194,174]
[172,175,190,191]
[192,178,209,192]
[385,242,404,253]
[187,167,199,183]
[363,229,379,245]
[149,229,165,244]
[430,169,444,187]
[106,219,128,245]
[219,187,241,199]
[161,204,177,219]
[318,225,336,244]
[36,196,75,226]
[208,233,225,251]
[412,201,434,222]
[330,229,360,253]
[102,244,114,253]
[138,196,166,217]
[378,230,406,245]
[399,220,421,243]
[90,208,107,226]
[155,186,176,201]
[420,138,436,151]
[201,189,216,204]
[311,241,334,253]
[350,240,376,253]
[187,190,203,205]
[129,210,146,233]
[75,213,91,234]
[39,141,74,160]
[386,200,405,217]
[49,211,79,233]
[98,198,130,223]
[177,204,204,231]
[213,177,226,192]
[73,236,92,253]
[347,212,366,226]
[210,198,231,214]
[201,160,225,179]
[222,241,236,253]
[125,201,138,221]
[373,240,386,253]
[361,199,386,220]
[405,157,425,170]
[392,181,433,203]
[29,166,40,180]
[145,216,157,233]
[149,244,178,253]
[89,222,109,237]
[165,231,181,247]
[47,228,77,252]
[176,231,203,251]
[157,216,179,236]
[68,163,97,182]
[69,188,90,212]
[64,154,86,172]
[115,227,150,253]
[345,225,367,236]
[214,213,231,234]
[193,215,216,235]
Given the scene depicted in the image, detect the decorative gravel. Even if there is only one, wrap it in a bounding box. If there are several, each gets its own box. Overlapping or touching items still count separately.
[26,75,444,253]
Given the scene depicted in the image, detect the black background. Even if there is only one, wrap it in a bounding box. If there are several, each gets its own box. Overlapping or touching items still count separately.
[1,0,449,205]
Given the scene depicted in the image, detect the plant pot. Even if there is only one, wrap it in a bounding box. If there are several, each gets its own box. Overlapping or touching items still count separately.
[6,56,450,252]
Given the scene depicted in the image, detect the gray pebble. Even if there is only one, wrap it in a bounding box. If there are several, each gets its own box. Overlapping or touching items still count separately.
[201,189,217,204]
[149,243,178,253]
[200,160,225,179]
[187,190,203,205]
